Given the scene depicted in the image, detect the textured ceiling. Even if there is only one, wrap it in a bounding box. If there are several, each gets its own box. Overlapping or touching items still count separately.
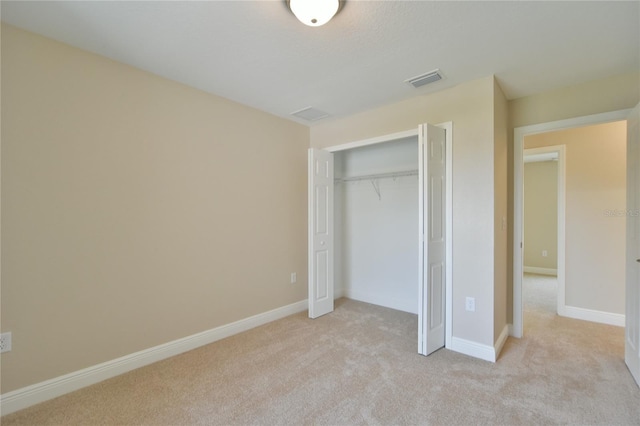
[1,1,638,125]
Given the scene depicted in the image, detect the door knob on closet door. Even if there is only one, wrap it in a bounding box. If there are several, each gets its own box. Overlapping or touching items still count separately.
[320,241,325,246]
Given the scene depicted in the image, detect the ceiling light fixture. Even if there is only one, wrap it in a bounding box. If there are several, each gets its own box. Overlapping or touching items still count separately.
[288,0,342,27]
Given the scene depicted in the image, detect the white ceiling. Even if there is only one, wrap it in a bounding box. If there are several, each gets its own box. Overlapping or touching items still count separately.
[1,1,638,125]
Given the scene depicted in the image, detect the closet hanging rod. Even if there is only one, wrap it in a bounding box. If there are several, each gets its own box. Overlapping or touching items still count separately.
[335,169,419,183]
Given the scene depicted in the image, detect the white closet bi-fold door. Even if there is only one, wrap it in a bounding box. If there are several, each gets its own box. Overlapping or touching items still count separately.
[308,148,334,319]
[418,124,446,356]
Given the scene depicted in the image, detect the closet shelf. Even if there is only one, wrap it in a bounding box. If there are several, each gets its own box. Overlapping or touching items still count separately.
[335,169,419,183]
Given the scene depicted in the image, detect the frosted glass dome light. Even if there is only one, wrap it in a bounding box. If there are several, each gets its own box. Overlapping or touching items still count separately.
[288,0,340,27]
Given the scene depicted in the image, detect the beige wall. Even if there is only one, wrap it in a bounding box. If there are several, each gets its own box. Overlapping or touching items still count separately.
[312,75,500,347]
[5,24,632,395]
[510,73,640,129]
[0,25,309,393]
[493,80,508,341]
[506,73,640,324]
[524,161,558,270]
[525,121,627,315]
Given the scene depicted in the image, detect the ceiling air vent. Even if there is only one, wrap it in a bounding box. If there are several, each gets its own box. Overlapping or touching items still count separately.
[405,69,443,88]
[290,106,330,122]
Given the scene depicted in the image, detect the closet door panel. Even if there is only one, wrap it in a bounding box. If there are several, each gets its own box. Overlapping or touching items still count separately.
[419,124,446,356]
[308,148,334,318]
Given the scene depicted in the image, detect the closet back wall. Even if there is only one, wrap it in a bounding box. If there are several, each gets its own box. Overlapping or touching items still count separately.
[335,138,419,314]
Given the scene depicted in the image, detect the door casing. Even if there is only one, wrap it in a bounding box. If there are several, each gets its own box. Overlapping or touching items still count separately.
[625,103,640,387]
[512,109,632,338]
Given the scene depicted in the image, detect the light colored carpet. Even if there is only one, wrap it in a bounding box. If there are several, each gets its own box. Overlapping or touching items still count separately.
[523,272,558,315]
[2,288,639,425]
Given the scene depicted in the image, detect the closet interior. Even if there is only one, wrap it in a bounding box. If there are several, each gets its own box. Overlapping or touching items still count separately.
[333,135,420,314]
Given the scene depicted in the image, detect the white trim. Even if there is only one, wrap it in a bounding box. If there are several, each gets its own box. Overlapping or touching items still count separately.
[449,337,496,363]
[443,122,454,351]
[562,306,625,327]
[515,109,632,140]
[0,300,308,416]
[512,109,630,339]
[326,129,418,153]
[523,266,558,276]
[494,325,510,361]
[448,324,508,363]
[524,152,558,163]
[556,147,567,319]
[418,126,426,353]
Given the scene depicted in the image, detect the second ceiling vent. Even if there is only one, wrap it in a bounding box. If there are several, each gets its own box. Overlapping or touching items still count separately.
[405,69,443,89]
[290,106,330,122]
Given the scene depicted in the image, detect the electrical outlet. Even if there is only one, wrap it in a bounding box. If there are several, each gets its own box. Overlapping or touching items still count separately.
[0,332,12,353]
[465,297,475,312]
[542,250,548,257]
[290,272,297,284]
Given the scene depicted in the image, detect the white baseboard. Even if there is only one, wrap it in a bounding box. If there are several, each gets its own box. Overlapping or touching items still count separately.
[447,326,508,363]
[448,337,497,363]
[0,299,308,416]
[561,305,625,327]
[507,305,623,337]
[523,266,557,276]
[343,289,417,315]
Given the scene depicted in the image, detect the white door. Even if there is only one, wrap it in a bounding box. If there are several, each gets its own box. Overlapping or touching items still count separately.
[626,104,640,386]
[418,124,447,355]
[308,148,334,318]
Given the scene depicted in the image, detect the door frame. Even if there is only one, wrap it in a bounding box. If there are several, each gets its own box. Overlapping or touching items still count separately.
[323,122,453,348]
[625,103,640,387]
[512,109,631,338]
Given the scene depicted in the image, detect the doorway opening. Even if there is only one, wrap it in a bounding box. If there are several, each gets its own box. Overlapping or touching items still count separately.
[513,110,630,338]
[309,123,453,356]
[523,148,561,317]
[333,136,420,314]
[523,146,564,320]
